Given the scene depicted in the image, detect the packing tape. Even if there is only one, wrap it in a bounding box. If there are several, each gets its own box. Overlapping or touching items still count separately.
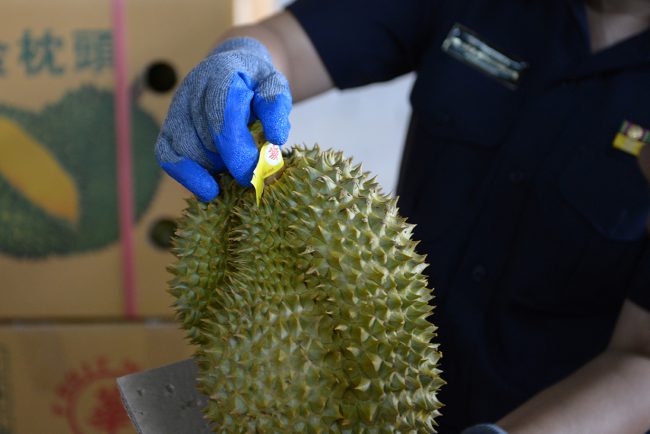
[112,0,138,318]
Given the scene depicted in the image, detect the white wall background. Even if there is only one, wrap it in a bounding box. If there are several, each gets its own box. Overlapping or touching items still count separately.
[255,0,415,194]
[286,75,414,195]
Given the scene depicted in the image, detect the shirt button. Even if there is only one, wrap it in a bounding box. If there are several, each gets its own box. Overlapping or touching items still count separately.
[508,170,526,184]
[472,265,487,283]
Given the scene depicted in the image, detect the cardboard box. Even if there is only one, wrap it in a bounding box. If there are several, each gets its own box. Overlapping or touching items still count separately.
[0,0,241,319]
[0,321,194,434]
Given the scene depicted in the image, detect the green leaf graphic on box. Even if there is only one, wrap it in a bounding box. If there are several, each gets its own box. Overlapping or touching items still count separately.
[0,86,161,258]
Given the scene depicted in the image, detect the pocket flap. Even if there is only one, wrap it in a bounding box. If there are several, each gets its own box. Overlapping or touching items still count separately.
[560,148,650,241]
[411,30,521,147]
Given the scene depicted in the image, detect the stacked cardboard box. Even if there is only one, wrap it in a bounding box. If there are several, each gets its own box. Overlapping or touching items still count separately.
[0,0,237,320]
[0,1,274,432]
[0,323,193,434]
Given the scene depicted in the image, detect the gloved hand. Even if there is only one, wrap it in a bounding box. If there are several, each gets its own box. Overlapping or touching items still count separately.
[154,37,292,202]
[461,423,509,434]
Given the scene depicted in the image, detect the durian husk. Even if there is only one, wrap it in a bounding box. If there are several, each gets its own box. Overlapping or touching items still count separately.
[169,135,444,433]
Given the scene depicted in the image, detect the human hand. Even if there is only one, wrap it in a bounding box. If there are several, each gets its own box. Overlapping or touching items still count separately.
[461,423,509,434]
[154,37,292,202]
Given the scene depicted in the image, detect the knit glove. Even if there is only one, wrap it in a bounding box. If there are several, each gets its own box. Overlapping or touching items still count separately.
[154,37,292,201]
[461,423,509,434]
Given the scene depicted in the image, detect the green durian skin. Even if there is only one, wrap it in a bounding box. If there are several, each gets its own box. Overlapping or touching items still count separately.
[169,144,444,433]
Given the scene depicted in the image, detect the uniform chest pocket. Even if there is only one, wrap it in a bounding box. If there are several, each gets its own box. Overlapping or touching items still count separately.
[559,146,650,241]
[404,48,522,242]
[505,142,650,317]
[411,45,521,148]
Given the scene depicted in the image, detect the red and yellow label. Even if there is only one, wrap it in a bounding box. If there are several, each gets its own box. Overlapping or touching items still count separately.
[251,142,284,205]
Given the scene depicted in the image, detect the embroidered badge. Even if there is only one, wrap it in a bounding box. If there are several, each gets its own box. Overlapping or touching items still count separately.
[442,23,528,89]
[612,120,649,156]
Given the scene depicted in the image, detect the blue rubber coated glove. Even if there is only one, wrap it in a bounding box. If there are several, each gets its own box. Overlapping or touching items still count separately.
[461,423,509,434]
[154,37,292,202]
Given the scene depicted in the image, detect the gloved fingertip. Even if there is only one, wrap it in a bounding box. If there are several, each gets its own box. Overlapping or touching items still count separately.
[227,150,257,187]
[263,115,291,146]
[253,93,291,145]
[161,159,219,202]
[215,119,259,187]
[195,183,220,202]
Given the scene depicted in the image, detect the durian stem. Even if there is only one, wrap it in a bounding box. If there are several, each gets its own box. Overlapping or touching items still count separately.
[249,120,268,151]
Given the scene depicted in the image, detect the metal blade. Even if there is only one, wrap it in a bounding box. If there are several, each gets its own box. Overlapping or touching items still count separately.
[117,358,214,434]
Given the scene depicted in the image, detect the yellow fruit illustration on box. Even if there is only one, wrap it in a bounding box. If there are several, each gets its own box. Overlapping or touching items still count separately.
[0,85,161,258]
[0,117,80,225]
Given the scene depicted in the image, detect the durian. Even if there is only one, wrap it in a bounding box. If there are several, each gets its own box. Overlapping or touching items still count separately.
[169,126,443,433]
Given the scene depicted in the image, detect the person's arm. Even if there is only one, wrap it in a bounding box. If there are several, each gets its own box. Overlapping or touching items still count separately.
[218,11,334,102]
[155,1,432,200]
[496,299,650,434]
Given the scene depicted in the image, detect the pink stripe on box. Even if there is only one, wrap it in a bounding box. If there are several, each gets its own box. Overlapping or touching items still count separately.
[111,0,138,318]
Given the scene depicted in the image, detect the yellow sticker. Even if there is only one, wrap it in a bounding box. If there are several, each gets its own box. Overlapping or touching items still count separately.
[612,120,649,157]
[251,142,284,205]
[613,133,645,157]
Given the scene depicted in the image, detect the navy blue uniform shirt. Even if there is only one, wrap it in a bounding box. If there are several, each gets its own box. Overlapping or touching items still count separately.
[288,0,650,431]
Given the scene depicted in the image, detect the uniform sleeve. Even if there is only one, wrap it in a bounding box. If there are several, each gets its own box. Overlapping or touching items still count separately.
[627,240,650,311]
[286,0,437,89]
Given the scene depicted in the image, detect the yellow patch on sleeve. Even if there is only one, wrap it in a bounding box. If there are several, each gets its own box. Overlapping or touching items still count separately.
[613,132,645,157]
